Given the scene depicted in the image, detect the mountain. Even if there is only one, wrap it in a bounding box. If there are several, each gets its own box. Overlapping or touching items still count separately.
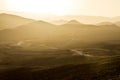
[115,21,120,27]
[0,18,119,49]
[0,14,119,47]
[50,19,68,25]
[52,15,120,24]
[0,13,34,30]
[96,21,120,27]
[0,20,58,41]
[96,22,114,26]
[54,15,110,24]
[67,20,81,24]
[113,16,120,22]
[61,20,84,28]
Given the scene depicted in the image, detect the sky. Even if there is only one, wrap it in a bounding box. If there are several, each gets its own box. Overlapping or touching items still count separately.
[0,0,120,17]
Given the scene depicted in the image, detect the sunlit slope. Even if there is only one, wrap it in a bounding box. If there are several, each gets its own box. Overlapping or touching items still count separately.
[0,20,57,41]
[0,13,34,30]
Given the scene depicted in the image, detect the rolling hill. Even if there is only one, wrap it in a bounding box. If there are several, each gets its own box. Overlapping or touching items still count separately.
[0,13,34,30]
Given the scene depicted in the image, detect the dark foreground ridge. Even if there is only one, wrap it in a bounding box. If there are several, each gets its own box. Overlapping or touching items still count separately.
[0,56,120,80]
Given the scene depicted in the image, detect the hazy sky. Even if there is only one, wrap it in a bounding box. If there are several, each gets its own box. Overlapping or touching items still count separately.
[0,0,120,17]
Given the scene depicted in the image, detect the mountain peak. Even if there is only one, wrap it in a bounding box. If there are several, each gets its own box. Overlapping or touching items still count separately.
[36,20,54,26]
[38,20,50,24]
[67,20,80,24]
[0,13,17,17]
[0,13,7,15]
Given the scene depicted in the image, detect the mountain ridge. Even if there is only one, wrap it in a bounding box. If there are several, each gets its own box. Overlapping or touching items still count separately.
[0,13,35,30]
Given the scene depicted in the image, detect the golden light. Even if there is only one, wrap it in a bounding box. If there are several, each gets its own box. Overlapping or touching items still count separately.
[6,0,73,16]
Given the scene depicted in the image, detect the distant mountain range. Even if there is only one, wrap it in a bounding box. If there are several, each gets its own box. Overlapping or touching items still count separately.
[50,15,120,24]
[0,13,120,49]
[1,13,120,27]
[1,13,120,25]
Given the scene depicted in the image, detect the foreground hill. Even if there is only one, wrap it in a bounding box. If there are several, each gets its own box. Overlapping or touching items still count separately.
[0,56,120,80]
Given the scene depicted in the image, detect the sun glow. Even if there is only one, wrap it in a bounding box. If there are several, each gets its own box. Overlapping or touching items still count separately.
[6,0,73,16]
